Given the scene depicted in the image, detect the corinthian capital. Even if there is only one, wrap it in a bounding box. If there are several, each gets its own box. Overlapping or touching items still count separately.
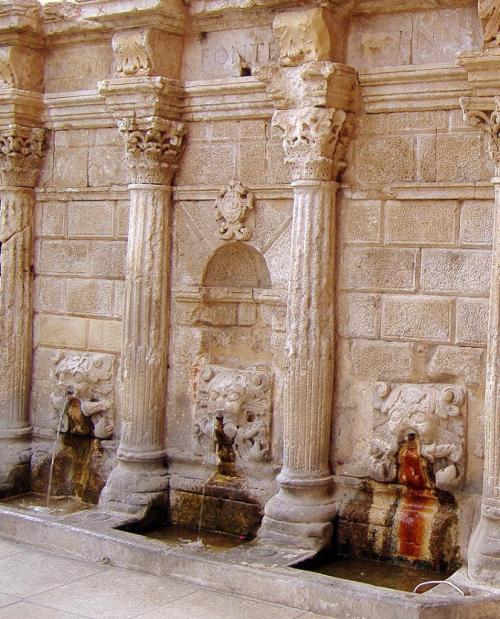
[273,107,353,182]
[118,116,185,185]
[0,125,45,187]
[461,96,500,174]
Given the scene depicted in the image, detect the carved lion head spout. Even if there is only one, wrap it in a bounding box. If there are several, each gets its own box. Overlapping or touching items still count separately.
[193,364,273,465]
[50,352,116,439]
[369,382,466,492]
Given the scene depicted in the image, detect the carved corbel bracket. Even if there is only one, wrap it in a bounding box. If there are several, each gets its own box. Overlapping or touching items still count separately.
[272,107,354,182]
[479,0,500,47]
[461,95,500,175]
[0,124,45,187]
[118,115,185,185]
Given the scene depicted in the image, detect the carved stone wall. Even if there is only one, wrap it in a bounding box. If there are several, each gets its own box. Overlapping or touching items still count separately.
[50,352,116,439]
[370,382,467,491]
[193,364,273,464]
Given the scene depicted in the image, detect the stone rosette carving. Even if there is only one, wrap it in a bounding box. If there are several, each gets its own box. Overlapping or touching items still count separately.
[0,125,45,187]
[193,364,272,463]
[112,30,152,77]
[215,181,255,241]
[273,107,353,181]
[479,0,500,46]
[370,382,467,491]
[50,352,116,439]
[118,116,185,184]
[461,96,500,174]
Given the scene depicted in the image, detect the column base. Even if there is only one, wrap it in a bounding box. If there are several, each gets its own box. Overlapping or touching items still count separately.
[99,459,169,527]
[0,436,31,499]
[258,474,336,551]
[468,500,500,588]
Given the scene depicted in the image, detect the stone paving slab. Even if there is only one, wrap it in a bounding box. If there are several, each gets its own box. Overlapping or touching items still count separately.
[0,540,326,619]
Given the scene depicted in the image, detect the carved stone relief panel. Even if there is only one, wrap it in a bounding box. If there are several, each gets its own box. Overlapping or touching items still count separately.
[479,0,500,45]
[214,181,255,241]
[370,382,467,491]
[193,364,273,463]
[50,352,116,439]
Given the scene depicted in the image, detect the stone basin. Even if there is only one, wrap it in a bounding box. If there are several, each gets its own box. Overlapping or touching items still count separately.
[0,502,499,618]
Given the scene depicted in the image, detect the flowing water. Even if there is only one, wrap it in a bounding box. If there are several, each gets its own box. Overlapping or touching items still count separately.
[46,396,71,506]
[134,524,248,552]
[1,494,90,516]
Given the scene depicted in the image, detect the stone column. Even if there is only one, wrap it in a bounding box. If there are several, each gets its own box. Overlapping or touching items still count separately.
[256,8,357,549]
[258,106,354,549]
[99,117,184,519]
[0,125,44,496]
[460,96,500,586]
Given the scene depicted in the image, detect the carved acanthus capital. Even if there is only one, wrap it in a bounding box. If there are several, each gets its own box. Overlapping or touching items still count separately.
[461,96,500,174]
[0,124,45,187]
[479,0,500,46]
[273,107,353,182]
[112,30,152,77]
[118,116,185,185]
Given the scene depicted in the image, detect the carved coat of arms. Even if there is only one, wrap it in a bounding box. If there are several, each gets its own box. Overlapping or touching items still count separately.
[214,181,255,241]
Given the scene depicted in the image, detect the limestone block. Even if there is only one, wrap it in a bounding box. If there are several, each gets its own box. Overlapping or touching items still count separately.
[381,295,451,342]
[53,147,88,189]
[353,136,416,184]
[54,130,89,149]
[45,43,112,93]
[68,202,114,238]
[40,240,89,275]
[66,279,113,317]
[421,249,491,295]
[88,147,128,187]
[116,201,129,239]
[385,200,458,246]
[88,128,122,147]
[88,241,126,278]
[38,314,87,349]
[36,277,65,314]
[340,200,381,244]
[428,345,484,387]
[40,202,66,238]
[460,201,494,246]
[239,120,267,141]
[87,320,121,353]
[359,111,448,135]
[196,303,238,326]
[435,133,483,182]
[114,281,125,319]
[239,142,266,187]
[341,248,417,292]
[177,144,236,185]
[182,27,276,80]
[411,7,481,65]
[237,303,257,326]
[416,134,436,182]
[273,8,332,67]
[456,299,489,346]
[265,142,290,184]
[338,293,380,339]
[350,340,414,381]
[347,13,412,68]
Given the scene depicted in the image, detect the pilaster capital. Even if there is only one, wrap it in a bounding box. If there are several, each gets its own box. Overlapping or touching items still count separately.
[118,115,185,185]
[0,124,45,187]
[273,106,353,182]
[461,95,500,175]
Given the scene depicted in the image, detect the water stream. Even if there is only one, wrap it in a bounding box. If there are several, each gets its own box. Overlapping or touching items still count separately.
[46,395,71,507]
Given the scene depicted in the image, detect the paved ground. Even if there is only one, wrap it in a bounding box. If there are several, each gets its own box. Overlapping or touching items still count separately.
[0,537,324,618]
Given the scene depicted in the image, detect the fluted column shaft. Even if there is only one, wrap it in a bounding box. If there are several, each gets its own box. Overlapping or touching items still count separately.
[118,185,171,461]
[282,181,336,480]
[0,187,35,438]
[99,116,184,519]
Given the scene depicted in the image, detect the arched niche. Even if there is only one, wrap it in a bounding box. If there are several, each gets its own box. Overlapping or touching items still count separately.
[202,242,271,289]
